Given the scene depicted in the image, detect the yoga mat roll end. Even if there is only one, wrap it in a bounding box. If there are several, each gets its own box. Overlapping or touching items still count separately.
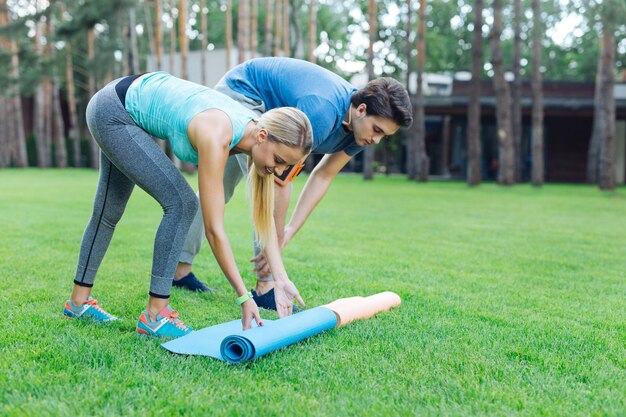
[323,291,401,327]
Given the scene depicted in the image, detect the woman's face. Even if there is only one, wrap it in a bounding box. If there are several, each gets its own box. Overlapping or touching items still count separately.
[251,130,306,177]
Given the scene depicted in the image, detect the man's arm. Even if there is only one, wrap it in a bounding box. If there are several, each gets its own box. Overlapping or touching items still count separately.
[274,182,292,244]
[251,151,351,277]
[282,151,352,246]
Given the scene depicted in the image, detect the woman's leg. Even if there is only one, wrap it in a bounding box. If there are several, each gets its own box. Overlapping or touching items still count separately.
[72,151,135,304]
[72,82,197,322]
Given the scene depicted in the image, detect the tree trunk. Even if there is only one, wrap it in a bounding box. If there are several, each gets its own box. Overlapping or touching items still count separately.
[307,0,317,62]
[441,115,451,176]
[0,96,7,167]
[225,0,233,69]
[415,0,428,181]
[154,0,163,70]
[282,0,289,56]
[250,0,258,57]
[531,0,544,186]
[363,0,377,181]
[490,0,514,185]
[179,0,188,78]
[65,44,81,167]
[178,0,195,173]
[143,0,155,68]
[587,41,605,183]
[0,0,9,167]
[33,3,50,168]
[121,25,130,76]
[51,78,68,168]
[60,2,81,167]
[467,0,482,186]
[200,0,207,84]
[598,28,616,191]
[48,5,67,168]
[405,0,413,80]
[238,0,250,63]
[33,83,49,167]
[512,0,523,182]
[10,88,27,167]
[1,0,27,167]
[144,0,166,151]
[87,28,99,169]
[43,76,53,165]
[405,0,416,179]
[273,0,282,56]
[166,1,179,165]
[264,0,273,56]
[43,7,54,165]
[128,6,139,74]
[168,0,176,74]
[12,97,26,167]
[289,0,304,58]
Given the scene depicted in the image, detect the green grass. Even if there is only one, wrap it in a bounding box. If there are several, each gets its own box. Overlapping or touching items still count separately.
[0,169,624,417]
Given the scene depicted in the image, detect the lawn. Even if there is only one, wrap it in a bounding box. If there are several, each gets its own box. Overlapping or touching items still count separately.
[0,169,624,416]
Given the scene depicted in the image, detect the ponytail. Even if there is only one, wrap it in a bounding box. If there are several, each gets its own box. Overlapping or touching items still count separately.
[248,163,275,248]
[248,107,313,249]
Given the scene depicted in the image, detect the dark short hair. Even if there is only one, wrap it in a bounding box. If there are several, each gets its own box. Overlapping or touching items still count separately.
[350,77,413,128]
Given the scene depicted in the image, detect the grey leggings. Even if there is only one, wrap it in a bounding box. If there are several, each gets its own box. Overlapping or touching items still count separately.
[74,79,198,298]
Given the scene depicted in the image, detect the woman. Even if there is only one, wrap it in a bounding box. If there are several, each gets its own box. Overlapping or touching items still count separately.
[63,72,312,337]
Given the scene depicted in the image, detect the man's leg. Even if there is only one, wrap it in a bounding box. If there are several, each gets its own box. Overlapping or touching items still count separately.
[173,153,247,290]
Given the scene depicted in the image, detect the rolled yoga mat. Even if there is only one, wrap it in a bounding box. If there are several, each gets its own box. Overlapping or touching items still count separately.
[161,292,401,364]
[161,306,337,364]
[321,291,402,327]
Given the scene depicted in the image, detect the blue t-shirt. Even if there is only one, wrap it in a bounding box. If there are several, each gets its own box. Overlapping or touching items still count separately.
[125,72,255,164]
[225,58,364,156]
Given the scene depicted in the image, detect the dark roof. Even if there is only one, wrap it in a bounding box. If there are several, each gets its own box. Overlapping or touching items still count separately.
[424,80,626,117]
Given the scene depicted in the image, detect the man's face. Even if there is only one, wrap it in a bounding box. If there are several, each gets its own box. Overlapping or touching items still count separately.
[351,104,400,147]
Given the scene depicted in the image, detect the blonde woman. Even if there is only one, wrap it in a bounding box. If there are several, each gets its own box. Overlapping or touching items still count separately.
[63,72,312,337]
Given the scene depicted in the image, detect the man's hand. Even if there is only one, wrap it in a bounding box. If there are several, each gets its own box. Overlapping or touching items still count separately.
[280,224,296,250]
[250,252,271,278]
[251,226,296,277]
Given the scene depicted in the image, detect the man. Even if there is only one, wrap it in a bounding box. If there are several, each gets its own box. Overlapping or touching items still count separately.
[173,57,413,310]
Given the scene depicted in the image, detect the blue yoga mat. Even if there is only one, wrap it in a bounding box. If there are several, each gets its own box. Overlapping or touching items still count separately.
[161,306,338,364]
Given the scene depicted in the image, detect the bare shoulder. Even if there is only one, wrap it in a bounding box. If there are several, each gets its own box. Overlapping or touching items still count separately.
[188,109,234,152]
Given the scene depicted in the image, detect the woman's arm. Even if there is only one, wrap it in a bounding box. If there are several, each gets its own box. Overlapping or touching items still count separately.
[191,111,263,329]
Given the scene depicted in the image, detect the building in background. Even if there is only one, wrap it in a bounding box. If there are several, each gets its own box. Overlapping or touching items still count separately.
[145,48,239,86]
[419,76,626,184]
[351,70,626,184]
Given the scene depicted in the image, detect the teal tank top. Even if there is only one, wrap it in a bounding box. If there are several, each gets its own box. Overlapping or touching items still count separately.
[124,71,255,164]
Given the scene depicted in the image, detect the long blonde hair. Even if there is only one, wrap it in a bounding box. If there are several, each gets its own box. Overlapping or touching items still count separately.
[248,108,313,248]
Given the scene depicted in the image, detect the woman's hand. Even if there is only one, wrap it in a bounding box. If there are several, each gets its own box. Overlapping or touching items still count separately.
[241,299,263,330]
[273,279,305,318]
